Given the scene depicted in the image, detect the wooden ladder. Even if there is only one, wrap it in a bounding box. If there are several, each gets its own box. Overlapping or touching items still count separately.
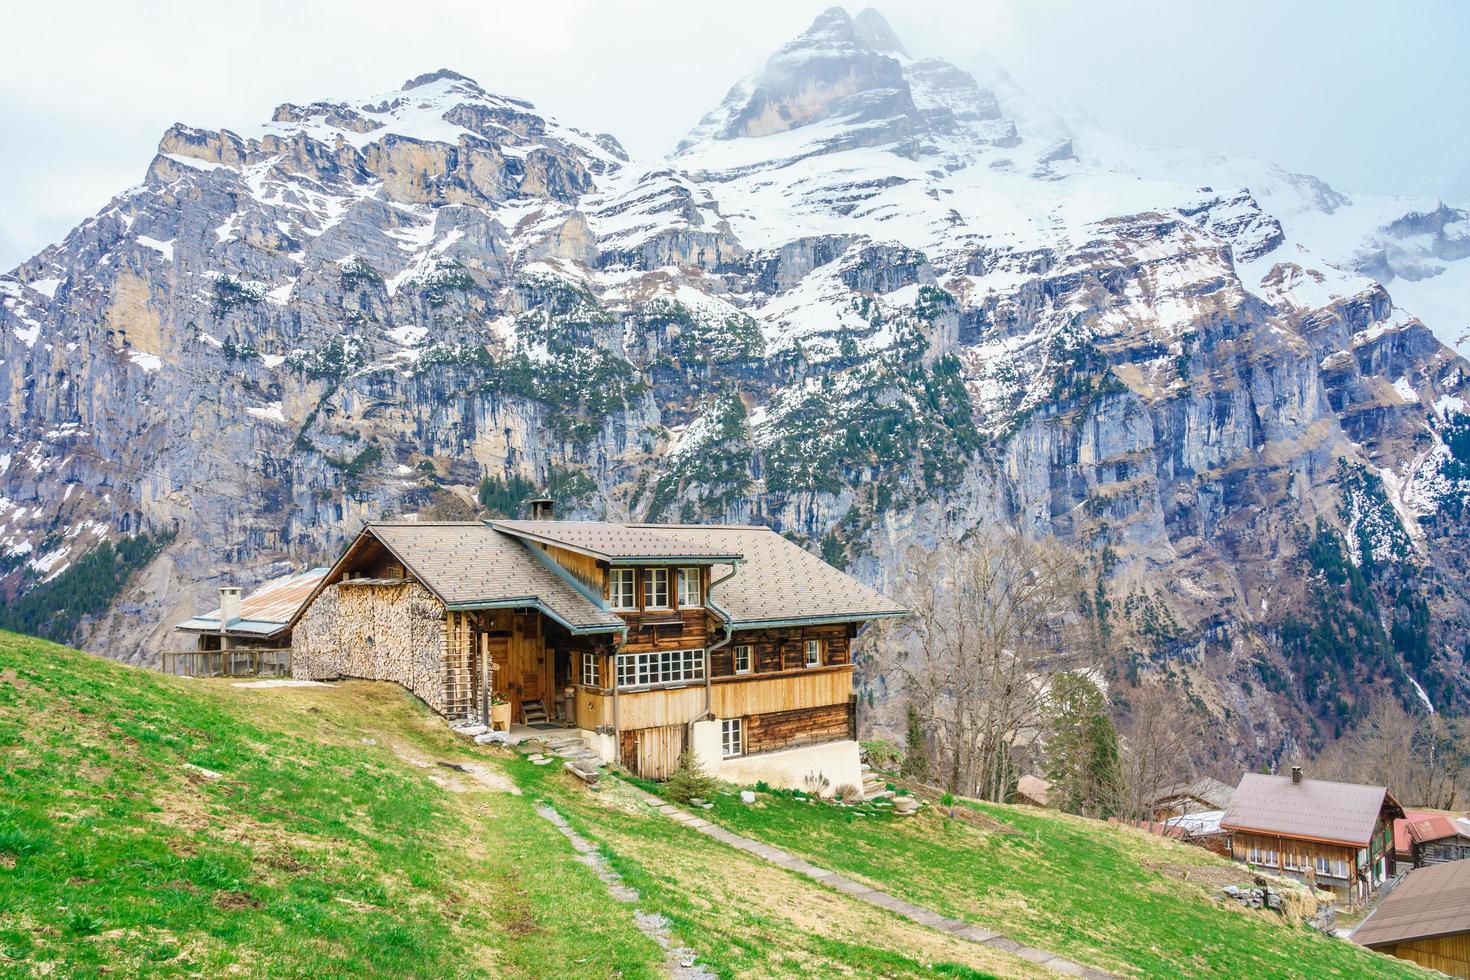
[521,699,548,725]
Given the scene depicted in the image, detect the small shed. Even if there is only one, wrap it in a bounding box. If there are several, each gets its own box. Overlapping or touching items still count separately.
[1405,814,1470,868]
[170,568,328,675]
[1353,860,1470,977]
[1146,776,1235,821]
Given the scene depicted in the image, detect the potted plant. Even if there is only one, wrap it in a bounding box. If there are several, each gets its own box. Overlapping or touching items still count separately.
[490,695,512,731]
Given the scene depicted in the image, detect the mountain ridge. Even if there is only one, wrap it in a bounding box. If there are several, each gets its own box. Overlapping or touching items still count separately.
[2,6,1468,766]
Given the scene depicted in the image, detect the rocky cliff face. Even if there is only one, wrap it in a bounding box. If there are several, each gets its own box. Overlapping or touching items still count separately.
[3,8,1468,762]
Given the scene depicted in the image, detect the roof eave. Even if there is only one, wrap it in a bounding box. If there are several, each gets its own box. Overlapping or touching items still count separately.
[1218,822,1371,848]
[441,598,623,636]
[726,609,908,630]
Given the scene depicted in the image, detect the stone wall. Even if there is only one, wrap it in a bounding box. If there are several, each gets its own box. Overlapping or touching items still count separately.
[293,581,449,713]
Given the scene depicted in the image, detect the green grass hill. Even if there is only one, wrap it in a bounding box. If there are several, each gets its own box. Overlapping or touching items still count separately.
[0,631,1426,978]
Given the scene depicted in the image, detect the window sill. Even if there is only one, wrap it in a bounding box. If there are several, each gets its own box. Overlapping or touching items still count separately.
[615,681,706,694]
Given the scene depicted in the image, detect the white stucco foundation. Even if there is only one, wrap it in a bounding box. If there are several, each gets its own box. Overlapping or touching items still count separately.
[690,719,862,796]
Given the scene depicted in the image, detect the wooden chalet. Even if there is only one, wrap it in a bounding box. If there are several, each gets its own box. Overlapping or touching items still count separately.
[1353,860,1470,977]
[287,506,905,790]
[1220,767,1403,908]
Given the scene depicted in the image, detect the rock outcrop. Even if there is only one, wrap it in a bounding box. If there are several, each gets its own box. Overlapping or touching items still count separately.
[3,7,1468,764]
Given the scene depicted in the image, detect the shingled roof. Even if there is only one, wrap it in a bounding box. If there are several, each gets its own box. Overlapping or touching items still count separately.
[286,519,903,635]
[629,524,906,627]
[340,522,624,634]
[491,520,743,563]
[1220,773,1401,847]
[1352,860,1470,948]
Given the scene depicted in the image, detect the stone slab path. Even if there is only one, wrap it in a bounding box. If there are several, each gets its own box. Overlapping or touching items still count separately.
[633,790,1116,979]
[533,802,714,980]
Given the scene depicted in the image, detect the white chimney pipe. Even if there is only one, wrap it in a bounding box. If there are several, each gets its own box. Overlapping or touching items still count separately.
[219,586,242,627]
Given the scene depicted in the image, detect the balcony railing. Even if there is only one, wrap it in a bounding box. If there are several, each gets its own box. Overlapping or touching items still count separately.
[160,648,291,678]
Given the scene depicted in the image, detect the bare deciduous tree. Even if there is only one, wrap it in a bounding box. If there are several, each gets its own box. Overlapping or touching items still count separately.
[1115,680,1210,821]
[1314,699,1468,810]
[879,529,1100,802]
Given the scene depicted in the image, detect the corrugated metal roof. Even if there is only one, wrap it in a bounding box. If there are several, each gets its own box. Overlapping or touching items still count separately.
[629,524,906,627]
[367,522,624,633]
[1220,773,1394,846]
[1353,860,1470,947]
[177,567,329,635]
[491,520,743,562]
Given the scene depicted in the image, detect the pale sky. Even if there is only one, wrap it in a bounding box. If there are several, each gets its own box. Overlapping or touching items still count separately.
[2,0,1467,270]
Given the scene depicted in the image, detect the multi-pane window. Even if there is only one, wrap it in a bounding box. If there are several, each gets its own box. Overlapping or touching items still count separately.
[1314,856,1348,879]
[610,568,636,609]
[676,567,702,607]
[721,718,744,757]
[804,639,822,667]
[734,644,753,674]
[581,652,601,687]
[644,568,670,609]
[1247,846,1277,867]
[616,648,705,689]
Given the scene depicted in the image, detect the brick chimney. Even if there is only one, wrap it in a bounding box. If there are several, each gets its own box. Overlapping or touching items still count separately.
[528,497,555,521]
[218,586,242,627]
[1291,765,1303,784]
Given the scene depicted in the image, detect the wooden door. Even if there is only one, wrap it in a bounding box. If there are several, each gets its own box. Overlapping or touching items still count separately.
[620,724,686,780]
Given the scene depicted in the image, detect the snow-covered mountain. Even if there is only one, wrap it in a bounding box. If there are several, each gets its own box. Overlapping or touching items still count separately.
[3,8,1468,761]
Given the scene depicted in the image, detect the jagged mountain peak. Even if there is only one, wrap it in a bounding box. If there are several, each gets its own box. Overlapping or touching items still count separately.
[851,7,908,57]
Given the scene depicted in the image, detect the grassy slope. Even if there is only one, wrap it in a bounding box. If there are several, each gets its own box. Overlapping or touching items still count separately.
[0,631,1424,979]
[0,632,1039,979]
[634,780,1426,979]
[0,631,664,978]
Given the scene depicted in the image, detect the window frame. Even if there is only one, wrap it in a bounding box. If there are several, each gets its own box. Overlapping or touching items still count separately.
[643,567,670,610]
[581,651,601,688]
[609,568,637,610]
[616,648,706,690]
[734,643,753,675]
[676,567,702,608]
[804,638,822,668]
[721,718,744,757]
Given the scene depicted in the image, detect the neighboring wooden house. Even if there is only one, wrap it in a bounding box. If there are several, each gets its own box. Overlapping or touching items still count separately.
[1220,767,1403,909]
[1353,860,1470,977]
[1393,809,1442,865]
[171,567,328,675]
[1402,814,1470,868]
[1145,776,1234,821]
[288,511,905,790]
[1012,775,1052,807]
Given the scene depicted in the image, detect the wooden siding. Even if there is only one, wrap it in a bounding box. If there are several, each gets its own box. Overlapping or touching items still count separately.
[574,666,853,732]
[744,702,853,754]
[1375,934,1470,979]
[542,544,604,595]
[1228,821,1396,907]
[711,666,852,717]
[710,624,851,677]
[619,607,714,653]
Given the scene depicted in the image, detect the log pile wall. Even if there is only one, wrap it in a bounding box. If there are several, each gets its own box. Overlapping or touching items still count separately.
[292,581,449,713]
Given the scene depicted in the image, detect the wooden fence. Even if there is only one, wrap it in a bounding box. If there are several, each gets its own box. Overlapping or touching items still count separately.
[160,648,292,678]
